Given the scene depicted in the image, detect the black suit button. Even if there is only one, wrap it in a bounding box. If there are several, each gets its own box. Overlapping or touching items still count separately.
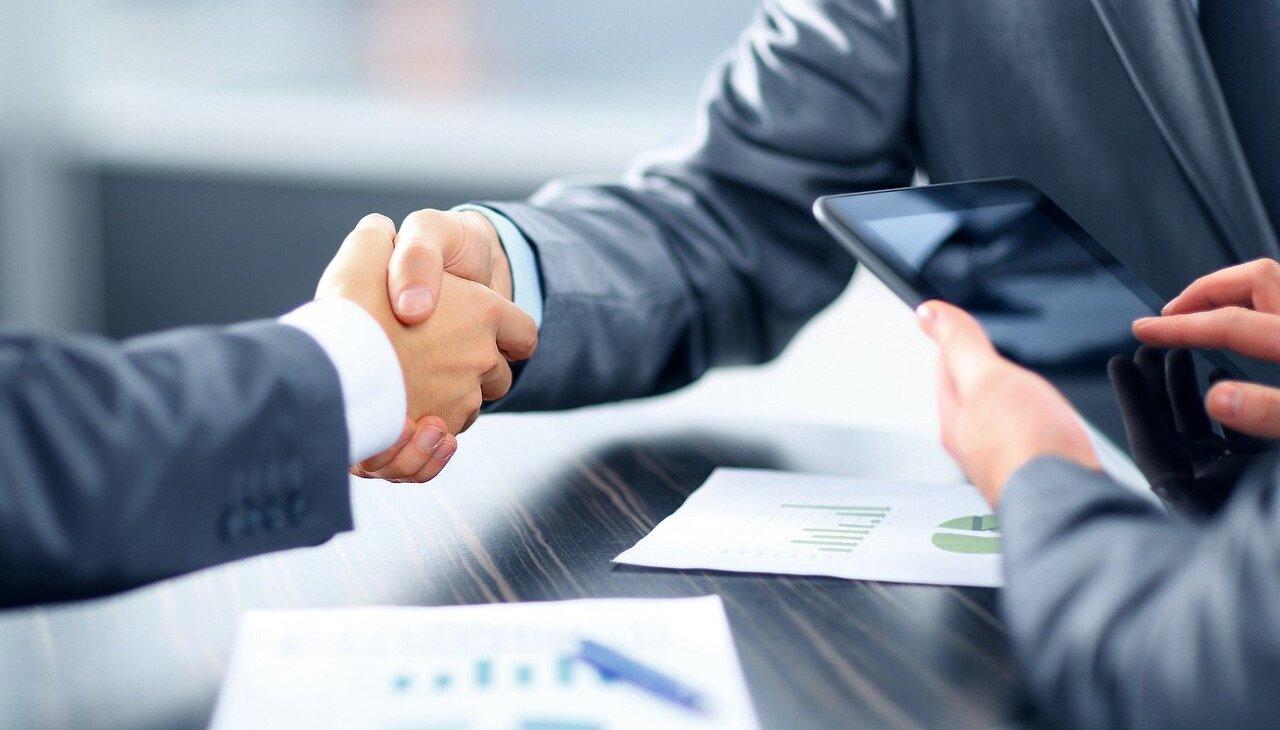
[263,497,288,531]
[287,491,309,523]
[245,502,266,533]
[219,506,250,540]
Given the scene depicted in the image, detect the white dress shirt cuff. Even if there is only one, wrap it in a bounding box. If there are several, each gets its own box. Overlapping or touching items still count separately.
[280,298,407,464]
[453,204,544,327]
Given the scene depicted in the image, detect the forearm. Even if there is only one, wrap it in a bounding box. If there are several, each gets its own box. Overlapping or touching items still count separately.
[1000,455,1280,730]
[484,0,916,410]
[0,323,353,606]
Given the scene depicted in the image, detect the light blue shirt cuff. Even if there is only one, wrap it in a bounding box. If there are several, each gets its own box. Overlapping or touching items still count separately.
[453,204,544,328]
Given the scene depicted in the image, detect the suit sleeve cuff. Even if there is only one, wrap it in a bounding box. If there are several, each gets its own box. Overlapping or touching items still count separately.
[454,204,544,328]
[280,298,406,464]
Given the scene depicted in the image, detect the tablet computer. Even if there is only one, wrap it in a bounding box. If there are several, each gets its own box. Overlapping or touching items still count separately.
[813,177,1250,467]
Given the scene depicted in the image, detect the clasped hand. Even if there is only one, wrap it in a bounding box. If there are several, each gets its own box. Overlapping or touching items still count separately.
[315,210,533,483]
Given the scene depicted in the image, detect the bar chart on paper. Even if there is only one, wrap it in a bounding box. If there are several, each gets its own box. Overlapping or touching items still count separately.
[387,654,583,697]
[616,468,1003,587]
[211,597,760,730]
[722,502,892,557]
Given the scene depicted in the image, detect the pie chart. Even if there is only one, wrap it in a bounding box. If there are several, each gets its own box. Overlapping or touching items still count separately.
[931,514,1001,554]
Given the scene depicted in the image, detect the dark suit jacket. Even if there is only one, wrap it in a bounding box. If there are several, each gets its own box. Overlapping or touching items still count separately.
[476,2,1280,723]
[484,0,1278,411]
[1002,454,1280,730]
[0,322,352,607]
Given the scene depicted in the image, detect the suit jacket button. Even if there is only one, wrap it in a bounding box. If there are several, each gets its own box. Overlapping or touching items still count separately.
[245,503,266,533]
[219,507,249,540]
[287,492,309,523]
[263,498,288,531]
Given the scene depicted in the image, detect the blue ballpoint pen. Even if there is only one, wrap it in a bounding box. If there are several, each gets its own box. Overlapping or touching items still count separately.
[577,639,708,714]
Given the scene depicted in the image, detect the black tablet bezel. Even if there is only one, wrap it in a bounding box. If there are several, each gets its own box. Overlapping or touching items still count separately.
[813,177,1168,316]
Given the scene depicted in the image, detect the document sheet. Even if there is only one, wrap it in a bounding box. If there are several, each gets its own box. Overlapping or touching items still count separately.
[210,595,759,730]
[615,468,1003,588]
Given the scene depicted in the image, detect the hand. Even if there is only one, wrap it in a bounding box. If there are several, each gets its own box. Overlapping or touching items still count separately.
[1108,347,1265,516]
[1134,258,1280,438]
[315,214,538,481]
[918,300,1101,505]
[387,209,513,324]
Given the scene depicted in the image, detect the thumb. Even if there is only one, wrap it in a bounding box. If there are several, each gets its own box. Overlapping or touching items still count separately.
[390,209,457,325]
[1206,381,1280,439]
[917,300,999,398]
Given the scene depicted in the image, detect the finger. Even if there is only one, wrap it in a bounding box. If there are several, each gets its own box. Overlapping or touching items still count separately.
[352,418,415,473]
[319,214,397,296]
[916,301,999,398]
[390,209,457,324]
[1165,349,1215,440]
[494,299,538,362]
[937,358,959,424]
[1133,308,1280,361]
[408,435,458,483]
[480,358,515,402]
[1107,354,1192,481]
[1207,368,1261,450]
[359,417,449,481]
[1206,381,1280,440]
[1163,259,1280,316]
[936,358,961,455]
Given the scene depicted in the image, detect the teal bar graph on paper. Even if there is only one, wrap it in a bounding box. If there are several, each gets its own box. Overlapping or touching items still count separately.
[557,655,574,686]
[476,659,493,689]
[516,664,534,687]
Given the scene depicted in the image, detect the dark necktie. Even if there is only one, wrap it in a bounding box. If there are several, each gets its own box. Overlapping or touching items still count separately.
[1199,0,1280,239]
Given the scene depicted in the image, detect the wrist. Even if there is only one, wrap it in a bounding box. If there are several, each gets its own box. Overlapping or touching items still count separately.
[330,292,409,378]
[990,434,1100,503]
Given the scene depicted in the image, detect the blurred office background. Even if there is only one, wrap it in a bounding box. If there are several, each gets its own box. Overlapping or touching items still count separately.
[0,0,757,335]
[0,0,942,435]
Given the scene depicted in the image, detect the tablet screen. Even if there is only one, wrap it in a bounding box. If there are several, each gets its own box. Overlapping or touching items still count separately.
[818,179,1247,459]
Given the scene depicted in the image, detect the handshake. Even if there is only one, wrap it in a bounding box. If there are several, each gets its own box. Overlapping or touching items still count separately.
[316,209,535,483]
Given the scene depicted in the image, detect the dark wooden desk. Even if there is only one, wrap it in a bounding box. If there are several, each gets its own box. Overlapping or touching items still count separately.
[0,405,1034,730]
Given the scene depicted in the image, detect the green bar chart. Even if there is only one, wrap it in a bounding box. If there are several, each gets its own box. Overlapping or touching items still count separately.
[783,503,887,553]
[712,502,892,556]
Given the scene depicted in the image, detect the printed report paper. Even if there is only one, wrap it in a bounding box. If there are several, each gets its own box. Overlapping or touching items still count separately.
[615,468,1003,588]
[210,595,759,730]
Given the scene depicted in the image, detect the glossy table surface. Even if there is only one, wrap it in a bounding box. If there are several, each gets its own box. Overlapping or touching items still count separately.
[0,403,1036,730]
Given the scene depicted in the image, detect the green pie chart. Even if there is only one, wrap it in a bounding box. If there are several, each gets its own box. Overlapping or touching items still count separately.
[931,514,1001,554]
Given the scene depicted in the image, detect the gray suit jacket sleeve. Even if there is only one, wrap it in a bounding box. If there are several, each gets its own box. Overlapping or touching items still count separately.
[0,321,353,607]
[484,0,916,411]
[998,454,1280,730]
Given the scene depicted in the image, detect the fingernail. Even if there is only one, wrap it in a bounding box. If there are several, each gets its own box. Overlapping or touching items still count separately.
[1160,300,1174,314]
[416,425,445,453]
[1133,316,1156,328]
[1210,384,1242,418]
[397,287,434,317]
[916,302,936,326]
[431,439,456,463]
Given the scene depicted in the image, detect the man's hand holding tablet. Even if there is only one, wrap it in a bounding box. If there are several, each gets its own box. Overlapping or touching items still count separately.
[916,300,1101,505]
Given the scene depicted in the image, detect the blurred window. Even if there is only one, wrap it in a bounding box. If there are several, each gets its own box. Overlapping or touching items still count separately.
[73,1,758,109]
